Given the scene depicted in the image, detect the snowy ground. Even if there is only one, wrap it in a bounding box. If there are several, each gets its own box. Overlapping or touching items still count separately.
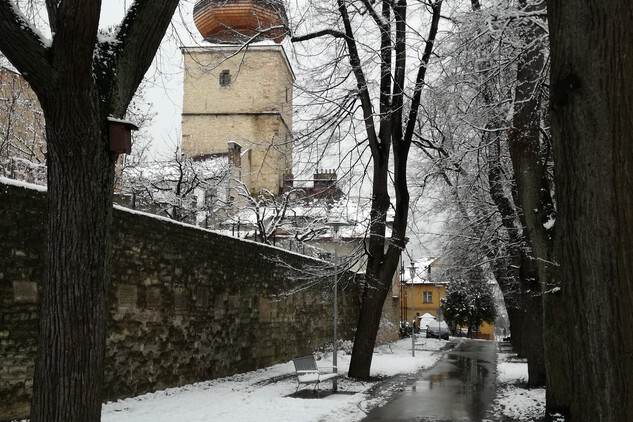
[95,338,548,422]
[101,339,442,422]
[492,343,548,421]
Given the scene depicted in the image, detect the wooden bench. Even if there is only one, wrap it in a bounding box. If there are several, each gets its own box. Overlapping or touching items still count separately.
[292,355,339,392]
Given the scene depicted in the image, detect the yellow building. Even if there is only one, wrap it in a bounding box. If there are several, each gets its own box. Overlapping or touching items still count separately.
[401,258,494,340]
[474,321,494,340]
[402,272,446,328]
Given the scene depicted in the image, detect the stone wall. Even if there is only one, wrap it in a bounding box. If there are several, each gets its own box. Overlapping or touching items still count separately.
[0,179,361,421]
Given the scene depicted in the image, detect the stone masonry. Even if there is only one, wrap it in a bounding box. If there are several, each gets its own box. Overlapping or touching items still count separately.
[181,45,293,195]
[0,179,362,421]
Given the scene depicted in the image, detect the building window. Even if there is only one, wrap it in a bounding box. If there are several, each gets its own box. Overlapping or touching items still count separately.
[219,70,231,86]
[423,292,433,303]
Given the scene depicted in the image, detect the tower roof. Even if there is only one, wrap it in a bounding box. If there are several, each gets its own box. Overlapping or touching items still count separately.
[193,0,288,44]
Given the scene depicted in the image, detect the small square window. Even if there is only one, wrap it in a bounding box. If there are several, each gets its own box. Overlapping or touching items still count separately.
[219,69,231,86]
[423,292,433,303]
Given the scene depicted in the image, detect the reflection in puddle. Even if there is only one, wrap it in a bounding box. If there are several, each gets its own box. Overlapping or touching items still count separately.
[363,340,496,421]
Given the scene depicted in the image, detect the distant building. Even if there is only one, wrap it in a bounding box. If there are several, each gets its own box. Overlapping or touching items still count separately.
[401,257,496,340]
[401,258,447,328]
[181,0,293,197]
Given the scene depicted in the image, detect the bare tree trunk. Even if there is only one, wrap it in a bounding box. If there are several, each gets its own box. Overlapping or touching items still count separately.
[31,87,114,422]
[549,1,633,420]
[506,0,553,389]
[348,158,400,379]
[518,252,546,386]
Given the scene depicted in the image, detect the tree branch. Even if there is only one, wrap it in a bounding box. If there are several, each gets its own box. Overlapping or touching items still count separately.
[106,0,180,117]
[336,0,379,158]
[291,29,345,42]
[403,0,442,144]
[388,0,409,252]
[0,1,53,93]
[44,0,58,34]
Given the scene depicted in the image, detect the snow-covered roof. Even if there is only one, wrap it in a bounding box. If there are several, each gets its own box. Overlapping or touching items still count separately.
[402,257,446,284]
[120,157,230,183]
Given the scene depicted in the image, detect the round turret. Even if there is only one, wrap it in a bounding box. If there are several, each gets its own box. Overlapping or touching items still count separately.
[193,0,288,44]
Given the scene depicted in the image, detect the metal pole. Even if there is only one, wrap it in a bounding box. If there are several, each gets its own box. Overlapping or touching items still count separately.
[333,231,338,392]
[326,220,349,393]
[411,281,415,357]
[409,264,416,357]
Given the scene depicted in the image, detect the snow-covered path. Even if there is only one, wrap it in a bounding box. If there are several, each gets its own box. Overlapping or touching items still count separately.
[97,338,546,422]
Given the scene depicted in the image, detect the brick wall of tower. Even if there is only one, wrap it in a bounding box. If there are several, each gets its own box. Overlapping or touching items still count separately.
[181,46,293,195]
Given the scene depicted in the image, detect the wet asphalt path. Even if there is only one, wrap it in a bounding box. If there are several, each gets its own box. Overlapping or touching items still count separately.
[363,339,497,422]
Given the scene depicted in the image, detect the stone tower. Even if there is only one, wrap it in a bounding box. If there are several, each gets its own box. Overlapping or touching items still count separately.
[181,0,293,196]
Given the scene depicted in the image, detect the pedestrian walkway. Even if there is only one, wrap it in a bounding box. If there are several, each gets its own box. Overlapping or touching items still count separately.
[98,338,543,422]
[362,339,497,422]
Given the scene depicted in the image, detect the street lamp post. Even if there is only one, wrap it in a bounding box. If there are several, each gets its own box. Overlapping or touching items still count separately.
[326,220,348,392]
[408,264,416,357]
[436,283,443,340]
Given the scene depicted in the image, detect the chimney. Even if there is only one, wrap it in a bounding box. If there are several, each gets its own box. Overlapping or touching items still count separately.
[313,169,337,190]
[227,141,242,167]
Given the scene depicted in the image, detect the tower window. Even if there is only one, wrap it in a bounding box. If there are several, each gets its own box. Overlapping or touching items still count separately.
[219,70,231,86]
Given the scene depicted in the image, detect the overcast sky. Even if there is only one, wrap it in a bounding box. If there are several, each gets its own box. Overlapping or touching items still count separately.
[100,1,197,158]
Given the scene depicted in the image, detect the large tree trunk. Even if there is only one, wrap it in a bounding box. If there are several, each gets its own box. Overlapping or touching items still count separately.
[348,156,401,379]
[30,87,115,422]
[0,2,180,420]
[348,269,395,378]
[548,1,633,420]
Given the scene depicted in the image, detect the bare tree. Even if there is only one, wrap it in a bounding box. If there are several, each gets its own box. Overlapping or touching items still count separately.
[117,146,232,224]
[0,1,180,420]
[292,0,443,378]
[407,0,559,392]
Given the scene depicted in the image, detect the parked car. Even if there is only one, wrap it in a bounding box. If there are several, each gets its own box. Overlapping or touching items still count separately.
[426,321,450,340]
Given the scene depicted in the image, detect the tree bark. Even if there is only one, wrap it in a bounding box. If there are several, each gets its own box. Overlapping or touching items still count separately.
[506,0,555,389]
[548,1,633,420]
[518,250,547,387]
[31,77,114,422]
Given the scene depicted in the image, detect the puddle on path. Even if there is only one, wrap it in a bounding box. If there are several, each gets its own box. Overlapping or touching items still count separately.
[363,340,496,422]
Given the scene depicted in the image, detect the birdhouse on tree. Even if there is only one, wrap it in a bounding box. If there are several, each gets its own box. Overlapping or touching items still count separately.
[108,117,138,155]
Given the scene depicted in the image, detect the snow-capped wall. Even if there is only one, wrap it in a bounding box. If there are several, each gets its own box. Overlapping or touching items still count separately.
[0,180,362,421]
